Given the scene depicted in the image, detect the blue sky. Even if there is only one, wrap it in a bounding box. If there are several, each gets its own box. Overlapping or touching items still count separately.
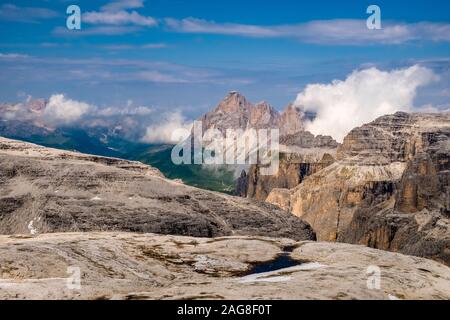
[0,0,449,119]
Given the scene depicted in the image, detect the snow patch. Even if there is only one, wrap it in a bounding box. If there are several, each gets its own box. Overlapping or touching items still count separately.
[27,220,37,235]
[239,262,327,283]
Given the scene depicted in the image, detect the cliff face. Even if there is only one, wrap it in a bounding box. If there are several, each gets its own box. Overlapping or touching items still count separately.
[342,125,450,265]
[278,103,306,136]
[265,112,450,264]
[239,130,338,201]
[246,151,336,201]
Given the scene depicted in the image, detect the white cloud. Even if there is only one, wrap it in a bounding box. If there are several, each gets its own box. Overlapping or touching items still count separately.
[53,25,141,37]
[142,111,192,144]
[137,70,188,83]
[0,53,30,59]
[44,94,92,124]
[294,65,438,142]
[83,0,156,28]
[165,18,450,45]
[165,18,279,37]
[99,43,168,50]
[97,105,154,116]
[101,0,145,12]
[83,10,157,27]
[0,4,58,23]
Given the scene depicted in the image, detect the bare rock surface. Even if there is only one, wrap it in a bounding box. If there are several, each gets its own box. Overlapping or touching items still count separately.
[0,232,448,300]
[0,136,315,241]
[247,151,336,201]
[266,112,450,264]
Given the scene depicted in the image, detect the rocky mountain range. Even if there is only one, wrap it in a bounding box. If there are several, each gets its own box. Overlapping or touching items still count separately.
[0,93,449,299]
[198,91,308,137]
[256,112,450,265]
[0,136,449,300]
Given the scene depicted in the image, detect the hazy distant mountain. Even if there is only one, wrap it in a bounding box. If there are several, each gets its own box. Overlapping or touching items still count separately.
[198,91,307,136]
[0,93,327,193]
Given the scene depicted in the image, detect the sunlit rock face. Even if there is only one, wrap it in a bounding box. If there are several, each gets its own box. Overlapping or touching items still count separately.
[198,91,310,136]
[279,103,306,137]
[266,112,450,265]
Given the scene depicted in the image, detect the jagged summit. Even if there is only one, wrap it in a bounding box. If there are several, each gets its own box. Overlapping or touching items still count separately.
[199,92,309,137]
[215,91,253,115]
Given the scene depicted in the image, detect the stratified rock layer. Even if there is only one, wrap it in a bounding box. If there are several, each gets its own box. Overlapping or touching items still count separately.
[266,112,450,264]
[247,151,336,201]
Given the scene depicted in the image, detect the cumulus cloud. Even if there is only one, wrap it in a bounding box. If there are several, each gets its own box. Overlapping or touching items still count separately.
[295,65,438,142]
[142,111,192,144]
[44,94,93,125]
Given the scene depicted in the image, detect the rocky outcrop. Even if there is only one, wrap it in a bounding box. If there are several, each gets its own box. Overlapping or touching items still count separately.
[247,151,336,201]
[279,103,305,136]
[241,130,338,201]
[280,131,338,149]
[249,101,281,129]
[0,137,315,241]
[0,232,449,300]
[395,152,441,213]
[234,170,249,197]
[266,112,450,264]
[341,129,450,265]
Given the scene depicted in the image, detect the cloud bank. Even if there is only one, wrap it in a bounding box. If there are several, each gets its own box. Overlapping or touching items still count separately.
[44,94,93,125]
[142,111,192,144]
[295,65,438,142]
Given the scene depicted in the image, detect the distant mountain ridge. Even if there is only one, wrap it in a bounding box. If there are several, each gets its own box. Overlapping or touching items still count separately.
[0,92,334,193]
[198,91,308,137]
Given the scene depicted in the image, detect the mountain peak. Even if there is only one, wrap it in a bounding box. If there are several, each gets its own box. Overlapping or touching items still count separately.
[279,103,306,136]
[198,92,307,135]
[216,91,252,114]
